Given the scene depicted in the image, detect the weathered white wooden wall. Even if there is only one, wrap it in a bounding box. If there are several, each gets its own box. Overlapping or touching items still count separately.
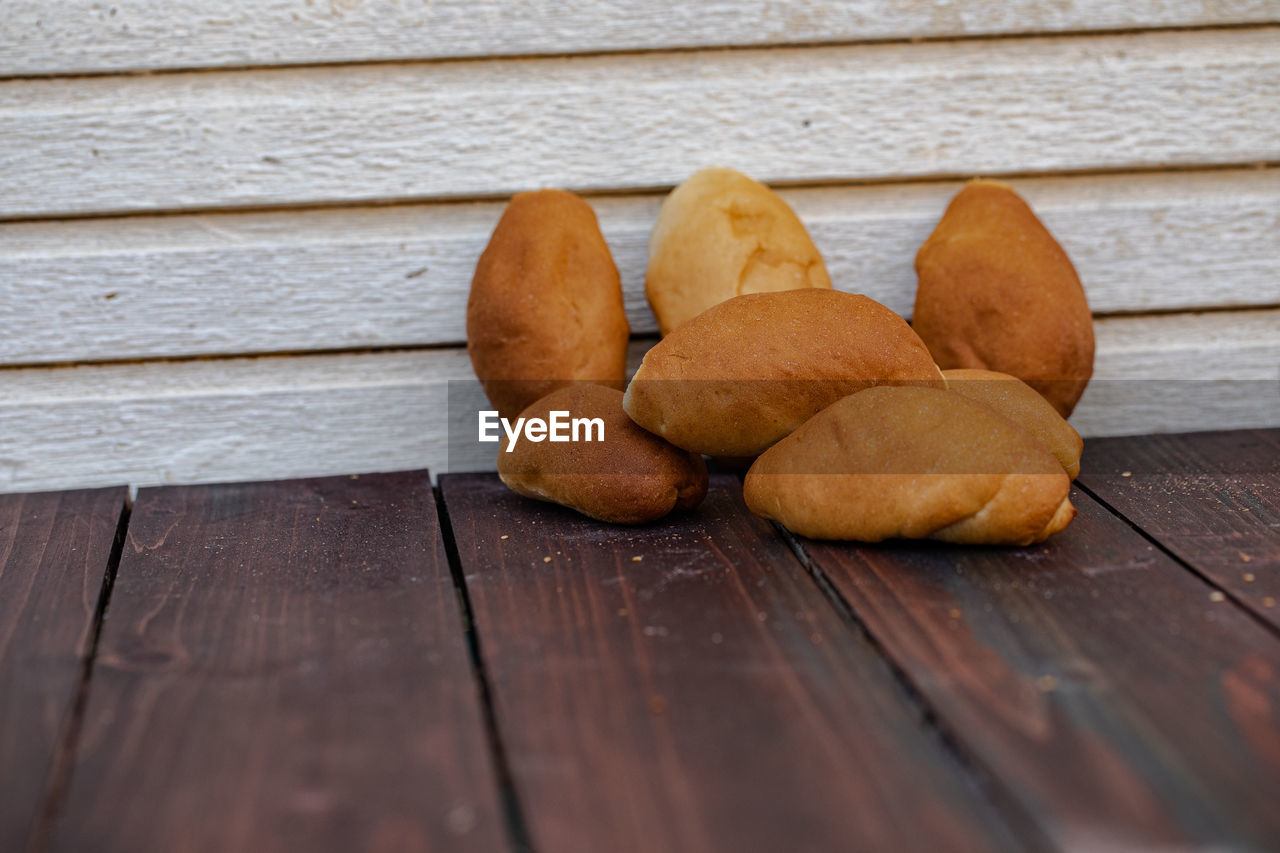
[1,2,1277,492]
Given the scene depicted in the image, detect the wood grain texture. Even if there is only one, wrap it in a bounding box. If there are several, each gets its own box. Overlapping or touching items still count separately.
[792,489,1280,850]
[1080,428,1280,630]
[0,487,124,853]
[0,310,1275,495]
[3,28,1277,219]
[48,473,506,853]
[5,0,1277,75]
[440,473,1023,853]
[3,168,1277,364]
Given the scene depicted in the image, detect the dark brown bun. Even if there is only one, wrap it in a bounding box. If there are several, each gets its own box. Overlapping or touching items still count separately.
[467,189,629,421]
[913,179,1094,417]
[497,384,708,525]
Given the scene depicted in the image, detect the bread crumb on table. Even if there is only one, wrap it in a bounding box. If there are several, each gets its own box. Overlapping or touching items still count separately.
[1209,591,1226,602]
[543,556,552,563]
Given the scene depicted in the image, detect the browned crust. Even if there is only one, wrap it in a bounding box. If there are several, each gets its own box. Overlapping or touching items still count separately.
[467,189,629,421]
[913,179,1095,417]
[497,384,708,525]
[624,289,945,457]
[943,368,1084,479]
[743,386,1075,545]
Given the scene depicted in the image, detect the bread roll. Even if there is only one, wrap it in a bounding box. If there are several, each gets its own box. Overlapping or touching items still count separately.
[944,368,1083,479]
[467,189,629,421]
[646,167,831,335]
[624,289,945,458]
[498,384,708,525]
[744,386,1075,545]
[913,179,1094,417]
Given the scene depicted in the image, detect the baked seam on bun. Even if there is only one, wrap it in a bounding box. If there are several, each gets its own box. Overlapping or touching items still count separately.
[744,385,1076,545]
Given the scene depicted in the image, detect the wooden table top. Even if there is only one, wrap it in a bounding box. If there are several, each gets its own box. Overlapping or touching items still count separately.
[3,429,1278,853]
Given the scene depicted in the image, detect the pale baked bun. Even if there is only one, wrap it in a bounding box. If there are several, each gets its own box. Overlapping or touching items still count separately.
[744,386,1076,545]
[646,167,831,336]
[497,384,707,525]
[467,189,629,421]
[624,289,944,458]
[914,179,1094,417]
[944,368,1083,479]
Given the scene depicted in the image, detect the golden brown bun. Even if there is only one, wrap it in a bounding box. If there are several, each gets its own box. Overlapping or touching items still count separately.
[646,167,831,335]
[944,368,1083,479]
[467,189,629,421]
[913,179,1095,417]
[624,289,945,458]
[497,384,708,525]
[744,386,1075,545]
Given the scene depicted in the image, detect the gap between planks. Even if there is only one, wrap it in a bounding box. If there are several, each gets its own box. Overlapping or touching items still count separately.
[1078,480,1280,642]
[432,485,535,853]
[772,520,1055,852]
[779,481,1280,847]
[25,499,130,853]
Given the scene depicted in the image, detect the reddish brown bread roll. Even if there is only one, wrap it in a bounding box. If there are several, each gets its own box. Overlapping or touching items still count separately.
[467,189,629,421]
[914,179,1094,417]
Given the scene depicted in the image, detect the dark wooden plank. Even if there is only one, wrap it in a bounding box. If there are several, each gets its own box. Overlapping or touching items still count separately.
[49,472,507,853]
[794,487,1280,851]
[1080,428,1280,630]
[0,487,125,853]
[440,473,1026,853]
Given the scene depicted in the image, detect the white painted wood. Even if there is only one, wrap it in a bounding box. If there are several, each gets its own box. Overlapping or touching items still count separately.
[3,28,1277,219]
[3,168,1278,364]
[5,0,1275,76]
[1,311,1274,494]
[1071,309,1280,438]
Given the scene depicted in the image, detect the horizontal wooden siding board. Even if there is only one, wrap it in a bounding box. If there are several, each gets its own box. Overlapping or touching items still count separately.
[5,0,1278,76]
[0,310,1274,493]
[1,169,1276,364]
[1,28,1277,218]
